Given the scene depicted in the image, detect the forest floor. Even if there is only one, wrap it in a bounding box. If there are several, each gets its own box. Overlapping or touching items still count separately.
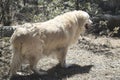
[0,35,120,80]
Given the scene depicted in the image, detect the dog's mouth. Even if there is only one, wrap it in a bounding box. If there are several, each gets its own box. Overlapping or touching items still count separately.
[85,22,92,30]
[85,23,91,30]
[85,24,89,29]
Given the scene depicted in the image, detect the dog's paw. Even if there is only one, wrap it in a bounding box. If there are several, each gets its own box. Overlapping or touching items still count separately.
[61,63,73,68]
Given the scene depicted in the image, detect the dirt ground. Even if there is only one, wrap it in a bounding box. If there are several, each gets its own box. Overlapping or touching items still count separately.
[0,35,120,80]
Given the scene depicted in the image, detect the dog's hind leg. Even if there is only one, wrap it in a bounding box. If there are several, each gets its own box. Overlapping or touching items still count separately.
[9,49,22,76]
[29,55,47,75]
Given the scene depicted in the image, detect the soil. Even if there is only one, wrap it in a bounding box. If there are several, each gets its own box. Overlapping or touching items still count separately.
[0,35,120,80]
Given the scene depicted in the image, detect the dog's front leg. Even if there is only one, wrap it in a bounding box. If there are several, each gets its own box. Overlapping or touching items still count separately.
[56,47,72,68]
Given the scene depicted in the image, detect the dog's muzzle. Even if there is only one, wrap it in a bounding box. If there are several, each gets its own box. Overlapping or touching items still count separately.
[85,19,92,30]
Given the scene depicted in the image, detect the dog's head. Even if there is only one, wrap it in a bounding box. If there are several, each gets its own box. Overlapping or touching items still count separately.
[75,10,92,30]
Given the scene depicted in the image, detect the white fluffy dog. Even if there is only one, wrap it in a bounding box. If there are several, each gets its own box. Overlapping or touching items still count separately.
[10,10,92,76]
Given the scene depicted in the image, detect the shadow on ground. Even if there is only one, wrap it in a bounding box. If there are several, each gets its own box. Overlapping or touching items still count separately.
[10,64,93,80]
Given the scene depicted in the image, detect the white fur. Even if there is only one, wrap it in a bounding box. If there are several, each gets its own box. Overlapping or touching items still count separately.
[10,10,92,75]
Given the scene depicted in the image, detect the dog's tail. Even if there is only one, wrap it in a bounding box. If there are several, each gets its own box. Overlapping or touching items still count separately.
[9,28,26,76]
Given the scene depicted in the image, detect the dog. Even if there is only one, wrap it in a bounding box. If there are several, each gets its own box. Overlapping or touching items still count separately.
[9,10,92,76]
